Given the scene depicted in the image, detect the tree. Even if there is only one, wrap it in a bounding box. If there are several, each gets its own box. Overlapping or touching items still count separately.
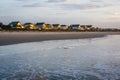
[0,23,9,30]
[0,22,3,27]
[0,22,3,30]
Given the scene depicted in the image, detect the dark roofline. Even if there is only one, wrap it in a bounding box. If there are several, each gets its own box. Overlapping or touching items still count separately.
[24,23,33,25]
[52,24,60,27]
[36,22,45,24]
[52,24,60,25]
[81,25,92,27]
[46,24,51,25]
[71,24,80,25]
[81,24,92,26]
[70,24,80,26]
[61,25,67,26]
[9,21,21,25]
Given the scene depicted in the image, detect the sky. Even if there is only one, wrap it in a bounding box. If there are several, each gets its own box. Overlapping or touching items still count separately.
[0,0,120,28]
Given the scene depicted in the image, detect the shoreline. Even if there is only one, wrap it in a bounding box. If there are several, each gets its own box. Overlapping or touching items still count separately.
[0,32,120,46]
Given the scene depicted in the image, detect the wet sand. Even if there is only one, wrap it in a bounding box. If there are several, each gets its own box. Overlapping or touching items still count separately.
[0,32,120,46]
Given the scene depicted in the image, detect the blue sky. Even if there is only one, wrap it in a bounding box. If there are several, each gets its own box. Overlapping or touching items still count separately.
[0,0,120,28]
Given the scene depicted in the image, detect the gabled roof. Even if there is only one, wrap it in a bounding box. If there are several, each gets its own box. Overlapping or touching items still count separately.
[9,21,19,24]
[24,23,32,25]
[52,24,60,26]
[46,24,52,26]
[61,25,67,27]
[86,25,92,27]
[9,21,20,26]
[81,25,92,27]
[80,25,86,27]
[24,23,36,28]
[36,22,45,25]
[70,24,80,27]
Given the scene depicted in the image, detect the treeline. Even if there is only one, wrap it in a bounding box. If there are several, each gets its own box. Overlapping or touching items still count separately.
[0,21,120,32]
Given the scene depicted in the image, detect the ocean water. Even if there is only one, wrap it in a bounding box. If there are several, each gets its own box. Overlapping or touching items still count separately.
[0,35,120,80]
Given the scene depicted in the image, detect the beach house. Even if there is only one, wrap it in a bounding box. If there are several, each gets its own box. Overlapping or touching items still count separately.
[24,23,39,30]
[85,25,92,30]
[36,22,46,30]
[60,25,69,30]
[8,21,25,29]
[70,24,81,30]
[81,25,92,31]
[52,24,61,30]
[45,24,54,30]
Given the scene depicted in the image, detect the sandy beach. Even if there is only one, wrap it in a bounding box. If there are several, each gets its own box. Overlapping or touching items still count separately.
[0,32,120,46]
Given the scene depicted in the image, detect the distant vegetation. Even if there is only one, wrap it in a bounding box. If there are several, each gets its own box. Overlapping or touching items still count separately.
[0,21,120,32]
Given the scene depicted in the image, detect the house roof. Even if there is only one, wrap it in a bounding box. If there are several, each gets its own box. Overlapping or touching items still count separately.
[61,25,67,27]
[86,25,92,27]
[80,25,86,27]
[70,24,80,27]
[36,22,45,25]
[81,25,92,27]
[46,24,50,25]
[52,24,60,26]
[9,21,20,26]
[24,23,36,28]
[24,23,32,25]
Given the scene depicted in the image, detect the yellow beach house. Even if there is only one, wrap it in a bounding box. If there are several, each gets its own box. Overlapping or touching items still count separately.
[80,25,92,31]
[70,24,81,30]
[8,21,25,29]
[24,23,39,30]
[36,22,46,30]
[52,24,61,30]
[60,25,69,30]
[45,24,54,30]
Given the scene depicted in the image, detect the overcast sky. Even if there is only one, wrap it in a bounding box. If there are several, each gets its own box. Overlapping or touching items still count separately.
[0,0,120,28]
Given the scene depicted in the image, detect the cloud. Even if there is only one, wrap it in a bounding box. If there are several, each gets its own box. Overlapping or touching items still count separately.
[15,0,120,10]
[22,3,43,7]
[59,3,114,10]
[15,0,33,1]
[89,0,103,2]
[15,0,45,7]
[106,11,120,16]
[46,0,71,3]
[45,0,120,10]
[57,0,120,10]
[22,0,71,7]
[89,0,120,3]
